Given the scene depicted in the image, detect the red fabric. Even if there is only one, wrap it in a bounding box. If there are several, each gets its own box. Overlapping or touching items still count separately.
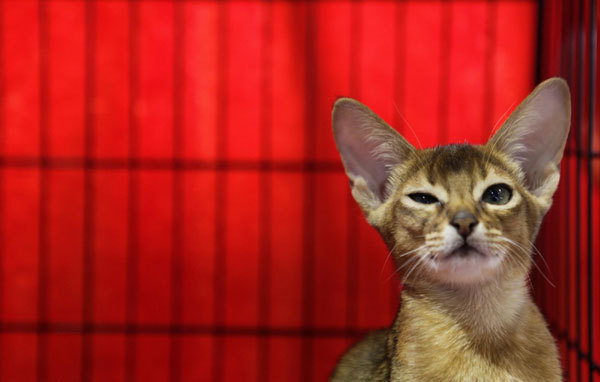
[2,1,580,381]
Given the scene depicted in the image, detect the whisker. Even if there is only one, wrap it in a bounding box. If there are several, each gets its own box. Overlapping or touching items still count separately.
[379,243,399,278]
[396,245,427,258]
[498,237,555,287]
[493,242,534,291]
[393,101,422,149]
[402,253,430,284]
[524,238,552,276]
[384,246,428,283]
[383,255,419,283]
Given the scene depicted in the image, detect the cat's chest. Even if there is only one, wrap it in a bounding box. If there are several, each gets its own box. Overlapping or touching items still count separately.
[390,316,517,381]
[388,300,559,382]
[391,338,523,382]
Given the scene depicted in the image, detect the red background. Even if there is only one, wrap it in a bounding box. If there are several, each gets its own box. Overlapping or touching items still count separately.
[0,1,597,381]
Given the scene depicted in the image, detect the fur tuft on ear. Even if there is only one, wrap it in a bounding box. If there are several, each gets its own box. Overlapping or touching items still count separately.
[332,98,414,212]
[487,78,571,205]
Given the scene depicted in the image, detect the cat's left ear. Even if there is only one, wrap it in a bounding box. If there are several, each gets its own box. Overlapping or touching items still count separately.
[332,98,415,214]
[487,77,571,208]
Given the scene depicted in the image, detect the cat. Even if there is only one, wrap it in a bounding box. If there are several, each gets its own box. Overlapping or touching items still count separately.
[330,78,570,382]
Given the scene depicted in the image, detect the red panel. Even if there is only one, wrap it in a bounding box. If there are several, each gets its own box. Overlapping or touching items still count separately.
[92,170,128,323]
[47,334,81,382]
[47,170,84,322]
[1,169,39,321]
[315,2,351,161]
[181,2,218,161]
[492,1,536,129]
[181,172,215,325]
[223,336,258,382]
[312,338,348,382]
[594,161,600,368]
[224,172,260,326]
[137,171,172,324]
[136,335,170,382]
[91,334,126,382]
[2,2,39,157]
[447,1,486,144]
[137,2,174,159]
[357,214,398,329]
[567,156,578,346]
[225,2,263,161]
[269,174,303,328]
[94,2,129,159]
[359,2,396,125]
[47,2,85,157]
[313,173,348,328]
[268,337,302,382]
[271,2,306,161]
[180,336,213,382]
[404,1,442,147]
[0,333,37,382]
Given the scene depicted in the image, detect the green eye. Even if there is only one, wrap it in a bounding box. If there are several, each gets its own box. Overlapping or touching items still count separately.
[482,183,512,205]
[408,193,439,204]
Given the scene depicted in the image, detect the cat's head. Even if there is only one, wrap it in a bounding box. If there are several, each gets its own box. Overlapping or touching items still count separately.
[332,78,570,286]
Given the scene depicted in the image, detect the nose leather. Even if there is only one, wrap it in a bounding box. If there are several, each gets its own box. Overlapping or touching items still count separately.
[451,210,478,238]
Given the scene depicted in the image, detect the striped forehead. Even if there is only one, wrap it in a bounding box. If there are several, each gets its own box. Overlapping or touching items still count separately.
[422,145,504,183]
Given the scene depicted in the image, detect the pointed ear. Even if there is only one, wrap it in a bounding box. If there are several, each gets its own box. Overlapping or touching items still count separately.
[332,98,415,212]
[487,78,571,205]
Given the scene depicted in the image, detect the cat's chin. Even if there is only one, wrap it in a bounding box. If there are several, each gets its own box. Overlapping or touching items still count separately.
[426,248,503,284]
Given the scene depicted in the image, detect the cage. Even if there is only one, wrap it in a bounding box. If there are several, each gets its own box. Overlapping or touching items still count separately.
[0,0,597,381]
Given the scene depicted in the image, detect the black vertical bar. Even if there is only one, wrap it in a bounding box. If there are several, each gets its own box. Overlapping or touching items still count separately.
[392,0,406,313]
[257,2,273,381]
[533,7,548,320]
[301,2,317,381]
[483,1,497,142]
[536,0,547,315]
[438,0,452,144]
[169,2,184,382]
[346,0,361,344]
[0,0,4,375]
[81,1,96,381]
[213,2,228,381]
[535,0,545,84]
[587,1,596,380]
[36,1,49,381]
[576,0,584,379]
[561,0,573,378]
[125,2,139,381]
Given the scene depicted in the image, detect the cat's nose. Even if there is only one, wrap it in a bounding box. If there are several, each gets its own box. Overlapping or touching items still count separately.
[450,210,478,238]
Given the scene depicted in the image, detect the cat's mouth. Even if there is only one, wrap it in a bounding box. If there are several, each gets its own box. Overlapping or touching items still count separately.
[426,241,501,284]
[446,244,483,259]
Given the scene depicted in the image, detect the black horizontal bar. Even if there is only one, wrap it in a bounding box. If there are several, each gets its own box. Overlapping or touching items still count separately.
[83,0,538,3]
[553,328,600,372]
[3,150,596,172]
[565,148,600,158]
[0,322,371,338]
[0,156,344,172]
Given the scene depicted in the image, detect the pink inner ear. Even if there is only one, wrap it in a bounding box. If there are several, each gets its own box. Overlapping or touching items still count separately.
[334,120,391,199]
[491,79,570,191]
[333,100,411,201]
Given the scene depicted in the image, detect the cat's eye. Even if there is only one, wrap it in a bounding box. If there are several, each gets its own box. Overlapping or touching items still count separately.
[481,183,512,205]
[408,193,439,204]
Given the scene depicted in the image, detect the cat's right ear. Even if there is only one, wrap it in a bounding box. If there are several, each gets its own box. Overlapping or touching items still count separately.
[332,98,415,213]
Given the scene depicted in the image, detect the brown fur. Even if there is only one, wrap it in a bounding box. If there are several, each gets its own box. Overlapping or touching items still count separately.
[330,78,570,381]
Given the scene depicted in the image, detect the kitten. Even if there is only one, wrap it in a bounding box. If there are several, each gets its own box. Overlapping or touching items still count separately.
[330,78,570,382]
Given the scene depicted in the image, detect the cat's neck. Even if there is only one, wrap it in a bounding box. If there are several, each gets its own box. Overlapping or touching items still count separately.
[405,275,529,340]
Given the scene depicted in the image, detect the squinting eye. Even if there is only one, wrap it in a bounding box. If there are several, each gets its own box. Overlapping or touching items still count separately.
[482,183,512,205]
[408,193,439,204]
